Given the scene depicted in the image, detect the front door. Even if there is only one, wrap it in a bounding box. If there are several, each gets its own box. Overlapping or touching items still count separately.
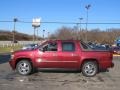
[37,41,59,68]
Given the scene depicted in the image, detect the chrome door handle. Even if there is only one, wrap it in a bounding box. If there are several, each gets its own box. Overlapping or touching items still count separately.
[53,54,57,56]
[71,54,78,56]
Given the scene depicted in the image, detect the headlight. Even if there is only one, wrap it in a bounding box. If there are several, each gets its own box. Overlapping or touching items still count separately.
[11,54,14,59]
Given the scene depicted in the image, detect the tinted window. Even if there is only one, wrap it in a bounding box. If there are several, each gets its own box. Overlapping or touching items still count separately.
[62,42,75,51]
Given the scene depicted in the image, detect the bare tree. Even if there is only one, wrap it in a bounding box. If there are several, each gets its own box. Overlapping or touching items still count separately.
[49,26,120,45]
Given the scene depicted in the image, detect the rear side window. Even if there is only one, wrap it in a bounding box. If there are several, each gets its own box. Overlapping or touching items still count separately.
[80,41,89,49]
[80,41,92,50]
[62,42,75,51]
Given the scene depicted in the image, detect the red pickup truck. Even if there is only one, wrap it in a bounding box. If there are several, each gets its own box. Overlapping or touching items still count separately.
[9,40,114,77]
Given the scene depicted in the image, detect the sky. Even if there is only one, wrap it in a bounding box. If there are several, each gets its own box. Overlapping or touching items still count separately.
[0,0,120,37]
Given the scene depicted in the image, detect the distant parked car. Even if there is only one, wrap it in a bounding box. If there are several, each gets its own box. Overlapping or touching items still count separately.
[11,40,18,43]
[112,47,120,54]
[22,44,38,50]
[88,42,111,51]
[93,44,111,50]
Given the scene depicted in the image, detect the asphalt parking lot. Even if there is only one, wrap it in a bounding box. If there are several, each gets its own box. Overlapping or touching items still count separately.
[0,54,120,90]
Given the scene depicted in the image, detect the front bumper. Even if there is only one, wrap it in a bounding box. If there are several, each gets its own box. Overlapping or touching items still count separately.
[9,60,16,70]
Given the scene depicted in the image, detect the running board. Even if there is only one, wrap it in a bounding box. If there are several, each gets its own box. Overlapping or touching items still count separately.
[37,68,80,72]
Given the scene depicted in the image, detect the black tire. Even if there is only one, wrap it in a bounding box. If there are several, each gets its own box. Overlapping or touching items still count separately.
[81,61,98,77]
[16,60,32,75]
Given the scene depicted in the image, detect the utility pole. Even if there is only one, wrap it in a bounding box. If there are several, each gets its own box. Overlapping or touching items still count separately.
[13,18,18,43]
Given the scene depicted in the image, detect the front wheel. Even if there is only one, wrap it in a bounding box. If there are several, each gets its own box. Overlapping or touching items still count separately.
[16,60,32,75]
[81,61,98,77]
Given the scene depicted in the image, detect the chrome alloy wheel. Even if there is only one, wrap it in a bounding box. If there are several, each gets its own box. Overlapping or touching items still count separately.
[17,60,32,75]
[82,61,98,77]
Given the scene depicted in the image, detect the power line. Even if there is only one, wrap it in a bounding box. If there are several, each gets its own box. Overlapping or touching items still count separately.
[0,21,13,22]
[1,20,120,24]
[81,23,120,24]
[18,21,77,24]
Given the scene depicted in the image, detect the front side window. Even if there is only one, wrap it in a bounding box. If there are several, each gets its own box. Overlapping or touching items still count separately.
[42,42,57,51]
[62,42,75,51]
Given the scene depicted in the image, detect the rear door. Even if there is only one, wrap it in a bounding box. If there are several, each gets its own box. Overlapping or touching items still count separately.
[57,41,80,68]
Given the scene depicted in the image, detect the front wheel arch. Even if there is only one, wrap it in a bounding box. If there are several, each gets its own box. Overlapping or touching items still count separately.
[15,58,33,68]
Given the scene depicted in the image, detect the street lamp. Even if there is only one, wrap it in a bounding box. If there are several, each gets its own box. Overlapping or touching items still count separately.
[77,18,83,40]
[43,29,45,39]
[85,4,91,31]
[76,23,79,39]
[13,18,18,43]
[48,32,50,39]
[79,18,83,32]
[37,28,39,41]
[76,18,83,40]
[85,4,91,41]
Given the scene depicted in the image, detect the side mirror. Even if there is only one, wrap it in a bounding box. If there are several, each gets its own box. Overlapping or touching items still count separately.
[40,48,46,52]
[39,48,43,52]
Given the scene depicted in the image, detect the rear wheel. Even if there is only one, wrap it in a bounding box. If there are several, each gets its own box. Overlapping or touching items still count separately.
[16,60,32,75]
[81,61,98,77]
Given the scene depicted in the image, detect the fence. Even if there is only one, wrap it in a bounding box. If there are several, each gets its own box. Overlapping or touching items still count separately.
[0,41,45,47]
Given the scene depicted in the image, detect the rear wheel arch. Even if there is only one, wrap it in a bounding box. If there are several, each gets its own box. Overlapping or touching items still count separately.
[80,58,99,70]
[80,58,99,67]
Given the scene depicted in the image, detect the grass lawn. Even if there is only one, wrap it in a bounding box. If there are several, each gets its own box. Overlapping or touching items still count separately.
[0,45,22,53]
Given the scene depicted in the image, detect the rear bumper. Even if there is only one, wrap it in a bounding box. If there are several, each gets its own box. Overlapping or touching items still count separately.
[99,61,114,69]
[111,63,114,68]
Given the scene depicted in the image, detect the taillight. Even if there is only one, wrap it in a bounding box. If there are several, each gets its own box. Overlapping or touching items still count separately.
[110,52,113,60]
